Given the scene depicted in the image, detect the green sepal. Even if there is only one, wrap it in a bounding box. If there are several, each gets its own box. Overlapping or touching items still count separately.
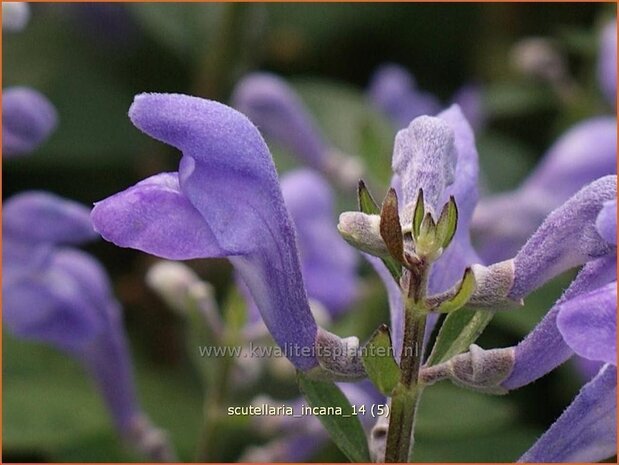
[436,267,476,313]
[420,212,437,238]
[358,179,380,215]
[298,373,371,462]
[436,196,458,250]
[361,324,400,396]
[426,308,494,366]
[416,211,438,256]
[412,188,425,240]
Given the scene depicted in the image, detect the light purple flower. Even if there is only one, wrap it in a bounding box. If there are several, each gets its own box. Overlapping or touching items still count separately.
[92,93,323,371]
[231,73,363,189]
[508,175,616,301]
[598,20,617,108]
[515,281,617,462]
[241,169,359,334]
[493,196,617,462]
[368,64,441,129]
[2,192,175,460]
[280,169,359,315]
[232,73,329,171]
[557,282,616,365]
[504,195,617,389]
[3,193,176,460]
[596,199,617,246]
[519,364,616,463]
[368,63,485,131]
[473,120,616,264]
[503,255,616,391]
[3,87,58,158]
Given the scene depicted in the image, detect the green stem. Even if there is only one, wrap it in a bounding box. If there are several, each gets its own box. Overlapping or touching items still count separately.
[385,266,428,463]
[197,345,234,461]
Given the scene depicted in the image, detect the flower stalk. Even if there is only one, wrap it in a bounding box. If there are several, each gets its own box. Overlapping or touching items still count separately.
[384,263,429,462]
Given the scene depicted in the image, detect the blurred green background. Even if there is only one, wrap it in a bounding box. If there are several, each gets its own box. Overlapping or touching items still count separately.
[3,2,616,462]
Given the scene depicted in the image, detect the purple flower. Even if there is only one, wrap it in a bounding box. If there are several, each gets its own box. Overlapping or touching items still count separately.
[3,87,58,158]
[515,278,617,462]
[508,175,616,301]
[598,20,617,108]
[368,63,485,131]
[3,192,175,461]
[421,188,617,460]
[596,199,617,246]
[240,169,359,335]
[232,73,363,189]
[519,364,616,462]
[473,117,617,263]
[503,256,616,391]
[368,64,441,129]
[280,169,359,315]
[92,93,334,372]
[500,184,616,386]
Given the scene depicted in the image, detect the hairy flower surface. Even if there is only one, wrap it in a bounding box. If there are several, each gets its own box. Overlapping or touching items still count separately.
[279,169,359,314]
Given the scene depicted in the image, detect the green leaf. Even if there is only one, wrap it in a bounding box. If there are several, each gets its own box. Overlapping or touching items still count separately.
[426,308,494,366]
[357,179,380,215]
[436,196,458,249]
[436,268,476,313]
[362,325,400,395]
[298,373,370,463]
[412,188,425,240]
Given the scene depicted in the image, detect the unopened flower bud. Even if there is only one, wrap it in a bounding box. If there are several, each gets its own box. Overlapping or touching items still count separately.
[511,38,566,83]
[309,328,367,381]
[127,414,178,462]
[420,344,515,395]
[146,261,202,313]
[467,260,522,309]
[338,211,388,257]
